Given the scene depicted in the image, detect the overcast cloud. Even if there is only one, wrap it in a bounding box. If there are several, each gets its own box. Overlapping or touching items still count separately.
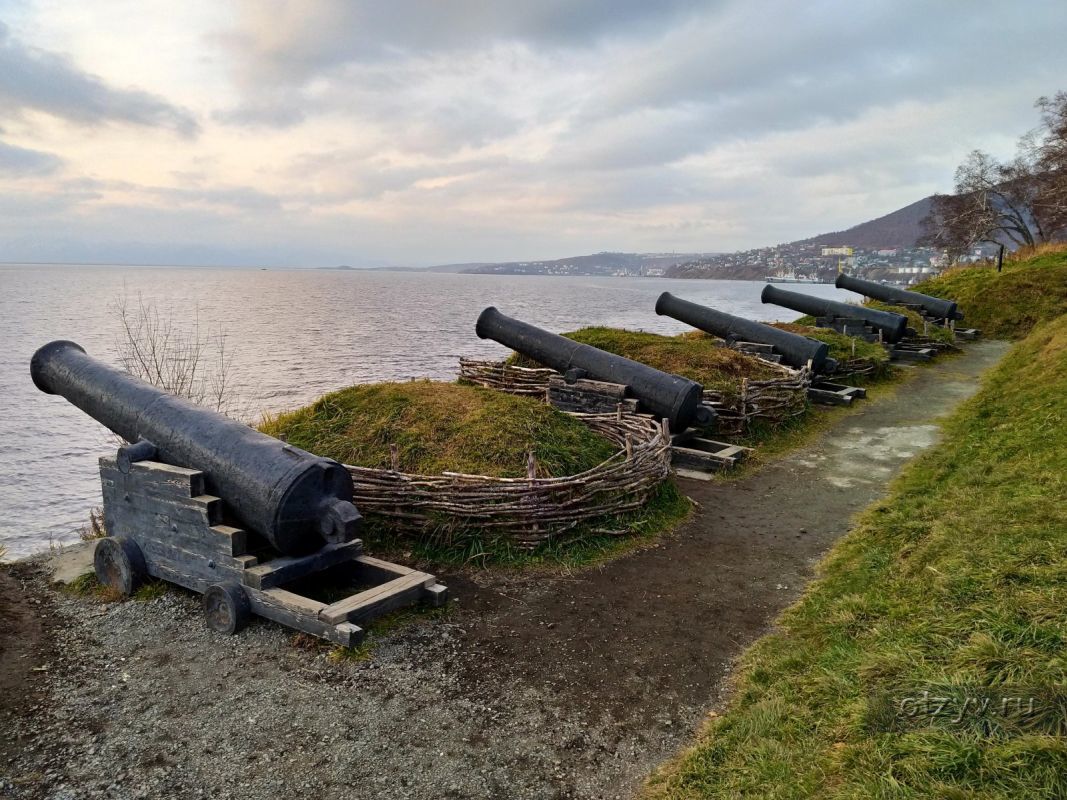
[0,0,1065,266]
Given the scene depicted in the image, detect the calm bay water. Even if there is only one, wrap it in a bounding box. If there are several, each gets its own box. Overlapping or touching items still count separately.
[0,265,857,557]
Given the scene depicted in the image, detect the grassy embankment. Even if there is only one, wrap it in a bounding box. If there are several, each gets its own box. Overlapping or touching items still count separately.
[645,251,1067,799]
[514,326,901,461]
[261,381,689,566]
[916,243,1067,339]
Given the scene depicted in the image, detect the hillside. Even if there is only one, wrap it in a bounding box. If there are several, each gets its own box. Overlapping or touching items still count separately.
[794,196,931,250]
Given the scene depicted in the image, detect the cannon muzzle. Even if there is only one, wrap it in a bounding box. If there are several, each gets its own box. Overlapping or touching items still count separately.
[655,292,836,373]
[476,307,715,430]
[761,284,908,343]
[31,340,361,555]
[835,273,962,320]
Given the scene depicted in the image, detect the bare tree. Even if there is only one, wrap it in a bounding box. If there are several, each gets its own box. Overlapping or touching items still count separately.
[113,292,242,418]
[922,93,1067,259]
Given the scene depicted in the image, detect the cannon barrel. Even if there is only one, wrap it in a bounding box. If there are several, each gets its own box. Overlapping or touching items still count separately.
[475,307,714,431]
[655,292,837,374]
[835,273,962,320]
[31,340,361,555]
[761,284,908,343]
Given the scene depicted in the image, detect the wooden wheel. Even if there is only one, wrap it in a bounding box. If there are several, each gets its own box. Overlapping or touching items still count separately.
[93,537,146,596]
[202,583,251,635]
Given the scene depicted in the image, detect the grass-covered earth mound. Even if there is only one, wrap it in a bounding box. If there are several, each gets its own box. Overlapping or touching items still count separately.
[512,327,783,400]
[915,244,1067,339]
[260,380,618,478]
[864,300,957,345]
[261,381,690,566]
[770,322,892,379]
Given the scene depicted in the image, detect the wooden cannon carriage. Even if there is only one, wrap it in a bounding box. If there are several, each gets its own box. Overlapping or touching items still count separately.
[32,340,445,646]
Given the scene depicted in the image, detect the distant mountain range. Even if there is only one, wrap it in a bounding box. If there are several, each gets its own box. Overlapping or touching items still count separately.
[346,197,933,278]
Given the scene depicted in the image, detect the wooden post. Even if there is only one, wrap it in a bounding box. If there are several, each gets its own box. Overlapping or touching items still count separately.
[851,339,857,357]
[526,451,537,480]
[997,243,1005,273]
[616,402,623,421]
[625,434,633,461]
[389,443,399,472]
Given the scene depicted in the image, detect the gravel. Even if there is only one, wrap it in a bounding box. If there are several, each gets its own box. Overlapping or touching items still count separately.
[2,569,682,800]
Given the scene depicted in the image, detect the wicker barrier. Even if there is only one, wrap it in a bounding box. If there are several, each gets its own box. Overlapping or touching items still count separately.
[459,357,811,438]
[457,358,555,397]
[346,413,672,549]
[701,364,812,437]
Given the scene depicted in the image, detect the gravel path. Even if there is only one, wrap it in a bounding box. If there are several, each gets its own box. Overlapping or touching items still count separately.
[1,341,1008,800]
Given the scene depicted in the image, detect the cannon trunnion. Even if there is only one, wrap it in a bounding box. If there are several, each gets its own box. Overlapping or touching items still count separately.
[655,292,836,374]
[834,273,962,321]
[760,284,909,343]
[32,340,447,645]
[476,307,715,431]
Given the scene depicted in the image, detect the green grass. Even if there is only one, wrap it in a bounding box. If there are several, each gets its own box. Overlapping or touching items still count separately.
[770,323,893,382]
[512,327,784,402]
[261,380,617,478]
[261,380,691,567]
[915,245,1067,340]
[864,301,957,345]
[645,312,1067,799]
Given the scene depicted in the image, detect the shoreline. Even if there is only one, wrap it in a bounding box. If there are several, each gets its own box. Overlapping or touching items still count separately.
[0,340,1007,800]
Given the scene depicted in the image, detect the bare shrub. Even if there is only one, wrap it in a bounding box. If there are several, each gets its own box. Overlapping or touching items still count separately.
[77,507,107,542]
[112,293,247,420]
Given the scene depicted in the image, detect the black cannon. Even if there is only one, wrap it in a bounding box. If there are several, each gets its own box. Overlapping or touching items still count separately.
[655,292,837,374]
[31,340,446,646]
[835,273,962,320]
[476,307,715,431]
[32,340,360,555]
[761,284,908,343]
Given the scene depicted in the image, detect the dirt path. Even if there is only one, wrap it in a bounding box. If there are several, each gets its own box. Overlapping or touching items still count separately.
[1,341,1008,800]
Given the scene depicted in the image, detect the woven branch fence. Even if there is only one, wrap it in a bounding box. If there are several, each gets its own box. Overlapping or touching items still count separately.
[346,412,672,549]
[459,357,811,438]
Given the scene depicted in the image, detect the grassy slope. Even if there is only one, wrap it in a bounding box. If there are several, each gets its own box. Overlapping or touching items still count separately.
[261,380,617,478]
[915,247,1067,340]
[646,305,1067,797]
[513,327,783,400]
[770,323,892,380]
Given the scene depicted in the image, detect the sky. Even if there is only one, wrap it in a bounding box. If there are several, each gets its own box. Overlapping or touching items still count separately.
[1,1,1065,267]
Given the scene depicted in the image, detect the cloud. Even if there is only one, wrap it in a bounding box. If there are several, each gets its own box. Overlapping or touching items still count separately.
[0,21,199,136]
[4,1,1067,266]
[0,139,62,175]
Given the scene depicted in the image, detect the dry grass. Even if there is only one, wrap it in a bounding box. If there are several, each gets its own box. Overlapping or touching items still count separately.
[260,380,617,479]
[916,248,1067,339]
[512,327,783,402]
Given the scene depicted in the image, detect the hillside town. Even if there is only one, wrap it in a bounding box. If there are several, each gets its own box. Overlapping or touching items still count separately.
[666,242,995,283]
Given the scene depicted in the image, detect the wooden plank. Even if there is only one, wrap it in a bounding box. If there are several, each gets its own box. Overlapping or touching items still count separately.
[208,525,249,556]
[318,572,434,625]
[245,589,364,647]
[352,554,415,584]
[137,537,245,583]
[423,583,448,607]
[241,540,364,590]
[733,341,776,353]
[671,446,733,470]
[808,387,853,406]
[99,457,205,498]
[260,587,327,616]
[548,376,628,398]
[674,467,716,482]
